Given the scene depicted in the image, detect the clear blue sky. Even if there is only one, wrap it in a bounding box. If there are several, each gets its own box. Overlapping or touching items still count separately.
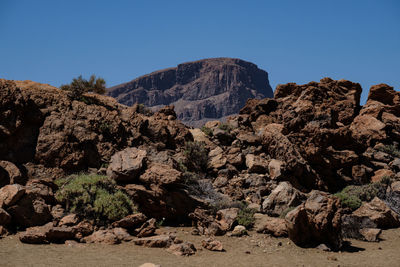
[1,0,399,103]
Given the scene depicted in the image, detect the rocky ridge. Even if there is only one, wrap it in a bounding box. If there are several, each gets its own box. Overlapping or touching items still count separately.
[107,58,273,127]
[0,77,399,254]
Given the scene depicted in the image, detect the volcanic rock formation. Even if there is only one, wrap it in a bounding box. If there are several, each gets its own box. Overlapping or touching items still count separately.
[107,58,273,127]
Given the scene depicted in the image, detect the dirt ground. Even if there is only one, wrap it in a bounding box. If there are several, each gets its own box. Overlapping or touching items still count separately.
[1,227,400,267]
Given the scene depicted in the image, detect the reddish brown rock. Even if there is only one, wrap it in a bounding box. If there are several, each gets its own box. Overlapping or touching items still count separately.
[167,241,197,256]
[107,147,147,183]
[139,163,182,185]
[285,191,342,251]
[262,182,304,217]
[59,214,79,227]
[0,161,25,184]
[359,228,381,242]
[134,218,157,237]
[201,238,224,251]
[0,184,25,208]
[8,194,52,228]
[111,213,147,230]
[215,208,239,232]
[254,214,288,237]
[353,197,400,229]
[133,234,175,248]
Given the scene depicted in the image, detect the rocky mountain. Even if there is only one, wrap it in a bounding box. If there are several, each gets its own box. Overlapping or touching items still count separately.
[1,78,400,252]
[107,58,273,127]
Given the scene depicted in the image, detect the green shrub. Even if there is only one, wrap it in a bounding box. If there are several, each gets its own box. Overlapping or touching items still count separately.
[55,174,135,223]
[201,126,212,137]
[377,144,400,158]
[184,141,208,172]
[136,103,153,116]
[335,191,363,210]
[335,180,388,210]
[237,207,256,229]
[60,74,106,100]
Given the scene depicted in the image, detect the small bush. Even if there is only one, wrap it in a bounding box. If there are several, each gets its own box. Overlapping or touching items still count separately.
[184,141,208,172]
[61,74,106,100]
[201,126,212,137]
[136,103,153,116]
[335,191,363,210]
[55,174,135,223]
[335,180,389,210]
[237,207,256,229]
[378,144,400,158]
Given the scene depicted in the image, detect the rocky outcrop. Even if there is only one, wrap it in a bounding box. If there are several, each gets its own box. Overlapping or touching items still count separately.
[107,58,273,127]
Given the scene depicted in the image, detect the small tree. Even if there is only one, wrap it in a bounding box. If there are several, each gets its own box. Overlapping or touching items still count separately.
[60,74,106,99]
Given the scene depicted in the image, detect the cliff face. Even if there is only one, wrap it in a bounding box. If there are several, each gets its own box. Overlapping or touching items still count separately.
[107,58,273,127]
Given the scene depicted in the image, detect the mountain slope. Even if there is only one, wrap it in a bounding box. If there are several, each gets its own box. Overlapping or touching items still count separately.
[107,58,273,127]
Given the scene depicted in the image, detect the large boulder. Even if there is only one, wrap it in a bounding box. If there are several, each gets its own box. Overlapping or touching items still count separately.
[8,194,52,228]
[107,147,147,183]
[285,191,342,251]
[19,223,75,244]
[262,182,304,217]
[254,213,287,237]
[0,208,11,225]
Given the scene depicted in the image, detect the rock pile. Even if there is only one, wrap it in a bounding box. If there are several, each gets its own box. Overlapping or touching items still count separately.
[0,77,399,253]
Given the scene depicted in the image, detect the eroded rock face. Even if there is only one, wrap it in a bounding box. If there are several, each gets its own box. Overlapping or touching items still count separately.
[262,182,304,217]
[107,147,147,183]
[107,58,273,127]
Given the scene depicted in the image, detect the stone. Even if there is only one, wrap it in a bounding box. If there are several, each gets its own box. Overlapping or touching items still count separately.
[59,214,79,226]
[245,154,268,173]
[72,221,94,238]
[133,235,175,248]
[0,161,25,184]
[215,208,239,232]
[389,158,400,172]
[268,159,284,180]
[386,181,400,214]
[254,213,288,237]
[139,163,182,185]
[167,241,197,256]
[262,182,304,217]
[201,238,224,251]
[359,228,381,242]
[107,147,147,183]
[135,218,157,237]
[0,184,25,208]
[285,191,342,251]
[231,225,247,237]
[350,115,386,145]
[8,194,52,228]
[353,197,400,229]
[111,213,147,229]
[83,228,132,244]
[19,223,75,244]
[209,147,227,170]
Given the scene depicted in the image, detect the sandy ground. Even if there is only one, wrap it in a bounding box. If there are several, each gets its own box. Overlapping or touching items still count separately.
[1,227,400,267]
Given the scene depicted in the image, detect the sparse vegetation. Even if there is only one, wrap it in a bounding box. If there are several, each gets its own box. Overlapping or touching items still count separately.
[55,174,135,223]
[378,144,400,158]
[218,123,233,133]
[60,74,106,100]
[183,141,208,172]
[237,206,256,229]
[335,178,391,210]
[136,103,153,116]
[201,126,212,136]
